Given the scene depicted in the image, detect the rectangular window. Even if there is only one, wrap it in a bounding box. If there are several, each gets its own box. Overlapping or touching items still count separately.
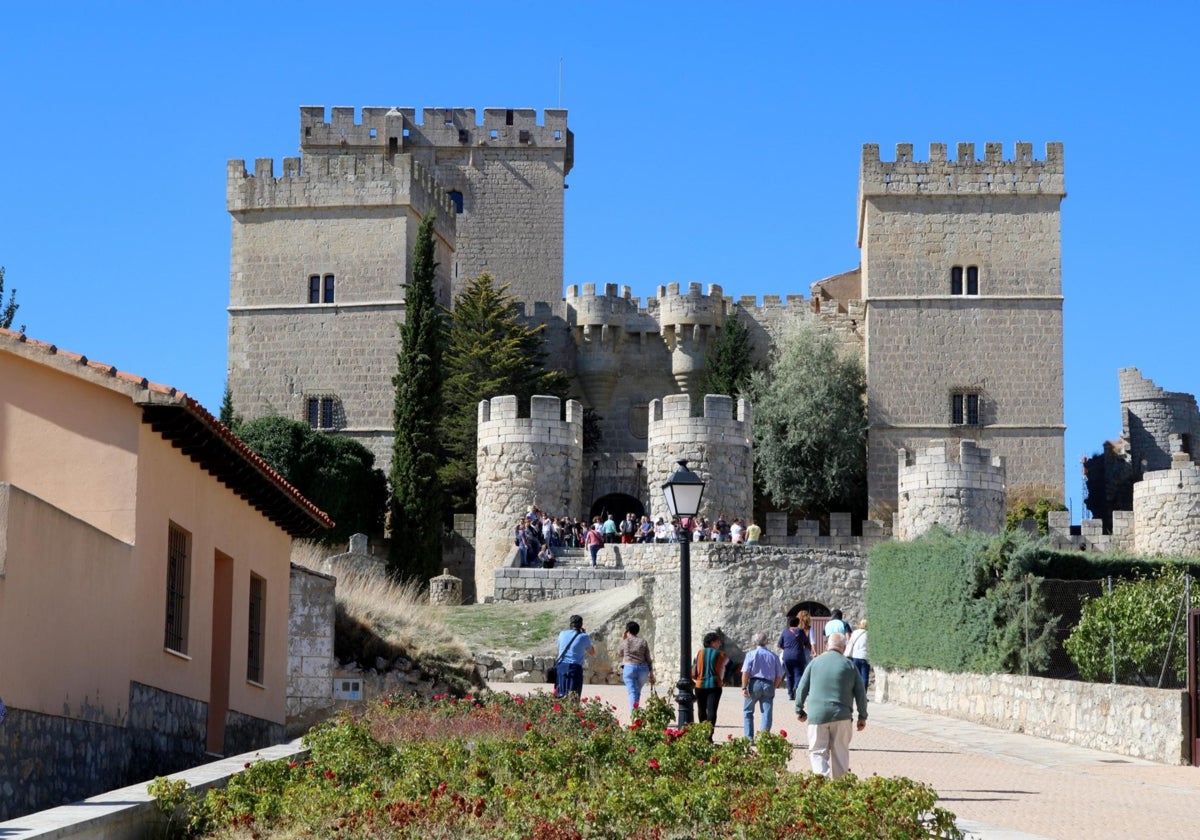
[308,275,321,304]
[951,265,979,295]
[323,274,335,303]
[164,523,191,654]
[307,396,337,429]
[952,393,981,426]
[247,574,265,684]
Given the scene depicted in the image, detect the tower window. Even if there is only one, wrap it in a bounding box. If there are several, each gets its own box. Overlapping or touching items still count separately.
[448,190,464,214]
[323,274,335,303]
[308,275,321,304]
[306,395,340,430]
[951,265,979,295]
[952,392,981,426]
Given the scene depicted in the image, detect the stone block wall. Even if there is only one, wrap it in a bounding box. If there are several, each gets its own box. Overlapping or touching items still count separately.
[1119,366,1200,478]
[875,667,1189,765]
[287,564,336,732]
[492,566,641,602]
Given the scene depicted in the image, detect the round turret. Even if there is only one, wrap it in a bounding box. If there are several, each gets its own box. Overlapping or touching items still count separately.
[475,395,582,600]
[1133,454,1200,556]
[656,283,726,395]
[646,393,752,524]
[896,440,1006,540]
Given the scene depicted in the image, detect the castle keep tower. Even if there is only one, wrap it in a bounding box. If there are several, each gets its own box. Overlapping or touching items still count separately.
[858,142,1065,521]
[228,107,572,469]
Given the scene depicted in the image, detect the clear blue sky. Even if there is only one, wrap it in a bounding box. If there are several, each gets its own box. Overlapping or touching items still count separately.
[4,2,1196,521]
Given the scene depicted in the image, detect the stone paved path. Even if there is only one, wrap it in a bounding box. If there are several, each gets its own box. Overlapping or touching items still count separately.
[491,682,1200,839]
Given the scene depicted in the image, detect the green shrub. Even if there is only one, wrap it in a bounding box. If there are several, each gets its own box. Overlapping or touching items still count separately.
[867,529,1058,674]
[1064,564,1192,685]
[153,691,962,839]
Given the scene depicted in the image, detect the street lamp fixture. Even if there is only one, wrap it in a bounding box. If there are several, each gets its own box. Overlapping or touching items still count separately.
[661,459,706,726]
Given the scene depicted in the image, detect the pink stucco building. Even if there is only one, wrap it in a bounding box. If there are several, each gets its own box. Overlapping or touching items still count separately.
[0,327,330,819]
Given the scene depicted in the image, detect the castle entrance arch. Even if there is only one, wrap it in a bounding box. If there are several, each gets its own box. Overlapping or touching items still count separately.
[589,493,644,526]
[788,601,832,655]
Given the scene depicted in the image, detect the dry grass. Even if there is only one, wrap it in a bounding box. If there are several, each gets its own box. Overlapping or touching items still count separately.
[291,542,478,686]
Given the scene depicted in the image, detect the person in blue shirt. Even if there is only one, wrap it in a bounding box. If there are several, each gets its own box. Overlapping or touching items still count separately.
[555,614,595,697]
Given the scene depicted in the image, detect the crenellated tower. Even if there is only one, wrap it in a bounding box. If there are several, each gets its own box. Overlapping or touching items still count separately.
[646,394,753,525]
[228,106,572,471]
[896,440,1007,540]
[656,283,726,395]
[859,142,1065,522]
[475,395,583,599]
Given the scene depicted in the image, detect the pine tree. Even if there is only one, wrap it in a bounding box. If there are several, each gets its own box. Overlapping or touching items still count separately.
[702,309,754,399]
[389,214,445,581]
[440,273,568,513]
[0,266,19,331]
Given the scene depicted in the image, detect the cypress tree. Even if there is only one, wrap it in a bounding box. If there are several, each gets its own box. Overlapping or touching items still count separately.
[389,214,445,581]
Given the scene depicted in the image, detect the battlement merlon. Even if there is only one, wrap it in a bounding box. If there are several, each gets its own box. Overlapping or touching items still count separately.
[477,395,583,427]
[298,106,572,172]
[649,393,752,425]
[858,141,1065,246]
[226,155,457,228]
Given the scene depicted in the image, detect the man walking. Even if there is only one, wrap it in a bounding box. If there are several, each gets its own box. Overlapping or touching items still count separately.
[795,632,867,779]
[741,631,784,739]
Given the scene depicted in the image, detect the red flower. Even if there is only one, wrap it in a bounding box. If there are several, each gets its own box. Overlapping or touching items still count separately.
[780,730,788,738]
[324,770,335,780]
[553,703,562,712]
[525,722,533,731]
[648,758,660,770]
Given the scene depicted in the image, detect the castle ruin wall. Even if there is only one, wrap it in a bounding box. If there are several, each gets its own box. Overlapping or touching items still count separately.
[896,439,1006,539]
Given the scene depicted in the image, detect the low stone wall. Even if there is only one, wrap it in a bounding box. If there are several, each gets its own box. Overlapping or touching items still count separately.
[493,566,641,601]
[875,667,1190,765]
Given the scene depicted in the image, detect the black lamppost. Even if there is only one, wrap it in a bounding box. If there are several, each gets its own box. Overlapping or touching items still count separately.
[661,459,706,726]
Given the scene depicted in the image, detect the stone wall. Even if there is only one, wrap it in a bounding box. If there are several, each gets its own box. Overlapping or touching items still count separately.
[1119,366,1200,477]
[287,563,336,734]
[493,566,641,602]
[0,679,284,823]
[1133,454,1200,556]
[875,667,1189,765]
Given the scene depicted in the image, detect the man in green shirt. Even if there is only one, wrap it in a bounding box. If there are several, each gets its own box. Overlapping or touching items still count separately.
[794,632,868,778]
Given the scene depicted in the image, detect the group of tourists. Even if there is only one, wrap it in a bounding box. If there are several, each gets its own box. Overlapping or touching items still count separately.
[551,608,871,779]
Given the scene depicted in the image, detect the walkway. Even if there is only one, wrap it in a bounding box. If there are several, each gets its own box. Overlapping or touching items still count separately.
[491,682,1199,839]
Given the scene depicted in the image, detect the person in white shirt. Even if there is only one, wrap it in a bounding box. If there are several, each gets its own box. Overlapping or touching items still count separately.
[846,619,870,688]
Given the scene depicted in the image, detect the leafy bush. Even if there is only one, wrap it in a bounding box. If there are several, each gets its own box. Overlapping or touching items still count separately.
[1064,565,1192,686]
[868,530,1058,674]
[154,692,961,839]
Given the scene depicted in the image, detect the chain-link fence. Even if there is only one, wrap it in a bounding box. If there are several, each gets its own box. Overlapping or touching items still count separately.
[1025,574,1193,689]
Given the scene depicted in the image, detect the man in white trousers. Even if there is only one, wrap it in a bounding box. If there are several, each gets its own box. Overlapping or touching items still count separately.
[794,632,868,778]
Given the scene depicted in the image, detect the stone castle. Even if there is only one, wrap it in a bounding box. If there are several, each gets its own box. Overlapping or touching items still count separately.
[226,107,1069,594]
